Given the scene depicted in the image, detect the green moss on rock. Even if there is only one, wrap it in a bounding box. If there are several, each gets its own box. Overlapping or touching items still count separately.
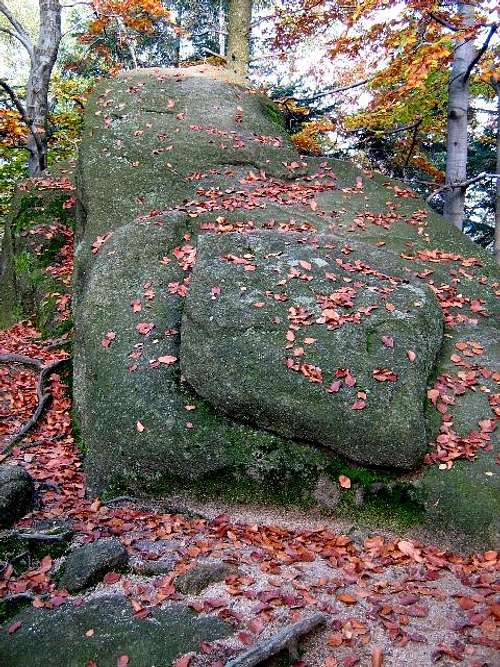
[0,181,75,335]
[73,67,499,549]
[0,595,231,666]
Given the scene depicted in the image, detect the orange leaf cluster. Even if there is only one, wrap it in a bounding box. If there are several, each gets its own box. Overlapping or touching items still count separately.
[87,0,171,36]
[0,109,28,147]
[291,119,334,155]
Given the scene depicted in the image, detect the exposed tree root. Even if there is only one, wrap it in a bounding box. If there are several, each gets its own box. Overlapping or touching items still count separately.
[0,355,70,454]
[225,613,326,667]
[0,353,43,369]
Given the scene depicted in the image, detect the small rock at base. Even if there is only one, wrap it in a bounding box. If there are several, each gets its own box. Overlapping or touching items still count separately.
[130,554,178,576]
[0,465,34,528]
[313,474,341,510]
[58,537,128,593]
[175,560,239,594]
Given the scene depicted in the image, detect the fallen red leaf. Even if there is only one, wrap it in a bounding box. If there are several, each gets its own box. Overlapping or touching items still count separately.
[338,475,351,489]
[7,621,22,635]
[157,355,177,365]
[371,647,384,667]
[103,571,121,585]
[382,335,394,348]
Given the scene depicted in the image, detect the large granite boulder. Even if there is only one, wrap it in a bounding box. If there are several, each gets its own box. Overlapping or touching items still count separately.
[0,595,231,666]
[181,231,443,469]
[73,65,305,496]
[69,64,498,546]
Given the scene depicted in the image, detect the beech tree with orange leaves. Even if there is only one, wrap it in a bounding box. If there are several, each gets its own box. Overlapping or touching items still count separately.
[80,0,172,70]
[272,0,499,237]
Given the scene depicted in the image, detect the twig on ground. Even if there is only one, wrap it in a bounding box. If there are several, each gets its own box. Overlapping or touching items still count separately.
[225,613,326,667]
[14,531,72,543]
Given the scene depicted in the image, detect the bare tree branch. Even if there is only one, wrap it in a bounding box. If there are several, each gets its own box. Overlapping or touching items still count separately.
[428,11,459,32]
[426,172,500,202]
[471,106,498,114]
[463,23,498,83]
[382,119,423,136]
[294,78,371,103]
[0,24,29,50]
[403,119,422,169]
[0,78,29,124]
[201,46,226,58]
[0,0,34,60]
[0,79,45,168]
[0,143,33,153]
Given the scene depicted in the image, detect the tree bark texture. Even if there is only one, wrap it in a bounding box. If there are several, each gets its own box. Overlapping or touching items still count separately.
[226,0,252,77]
[25,0,62,175]
[494,80,500,265]
[443,2,476,230]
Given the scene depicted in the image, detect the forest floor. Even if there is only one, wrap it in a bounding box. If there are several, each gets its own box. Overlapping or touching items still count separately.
[1,321,499,667]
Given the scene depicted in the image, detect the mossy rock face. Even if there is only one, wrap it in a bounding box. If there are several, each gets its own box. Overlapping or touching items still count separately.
[74,215,312,495]
[182,230,443,469]
[0,595,231,667]
[74,68,319,496]
[74,66,498,547]
[0,180,75,335]
[413,451,499,550]
[75,66,298,243]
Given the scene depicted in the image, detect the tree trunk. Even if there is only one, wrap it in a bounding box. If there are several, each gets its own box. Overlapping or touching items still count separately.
[443,2,475,230]
[494,81,500,265]
[218,0,226,56]
[173,5,182,67]
[226,0,252,77]
[25,0,62,175]
[116,16,138,69]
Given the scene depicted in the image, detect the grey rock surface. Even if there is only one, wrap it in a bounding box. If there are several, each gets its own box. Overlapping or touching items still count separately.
[0,465,34,528]
[58,537,128,593]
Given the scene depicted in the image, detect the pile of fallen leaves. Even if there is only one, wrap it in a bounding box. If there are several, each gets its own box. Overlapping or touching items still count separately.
[1,319,499,666]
